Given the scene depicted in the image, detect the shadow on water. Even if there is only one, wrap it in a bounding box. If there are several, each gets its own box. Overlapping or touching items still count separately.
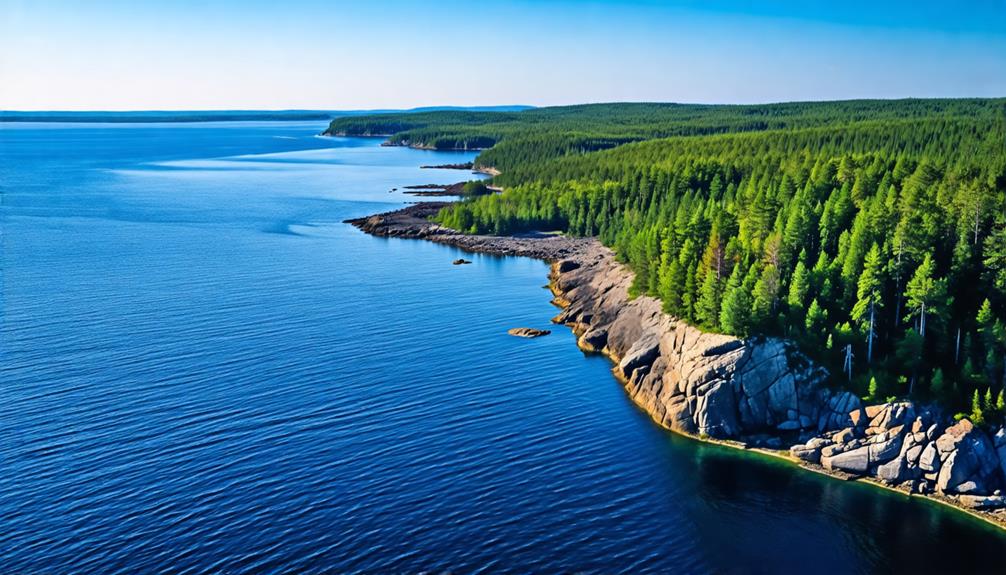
[659,431,1006,574]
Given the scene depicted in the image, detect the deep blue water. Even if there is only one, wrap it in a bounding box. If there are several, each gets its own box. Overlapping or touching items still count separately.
[2,121,1005,574]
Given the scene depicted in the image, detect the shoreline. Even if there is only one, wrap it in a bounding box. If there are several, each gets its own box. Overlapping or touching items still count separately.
[344,202,593,261]
[346,202,1006,533]
[320,132,502,176]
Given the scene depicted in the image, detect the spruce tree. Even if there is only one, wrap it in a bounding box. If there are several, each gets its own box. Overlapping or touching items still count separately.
[696,271,723,329]
[719,265,753,336]
[852,243,884,363]
[904,254,949,338]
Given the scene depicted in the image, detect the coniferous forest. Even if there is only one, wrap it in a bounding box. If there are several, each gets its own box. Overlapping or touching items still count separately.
[329,99,1006,421]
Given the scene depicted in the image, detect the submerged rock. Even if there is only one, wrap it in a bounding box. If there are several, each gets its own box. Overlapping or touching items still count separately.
[508,327,551,338]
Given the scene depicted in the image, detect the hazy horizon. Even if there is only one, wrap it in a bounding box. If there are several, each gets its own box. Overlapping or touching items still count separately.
[5,96,1006,114]
[2,0,1004,111]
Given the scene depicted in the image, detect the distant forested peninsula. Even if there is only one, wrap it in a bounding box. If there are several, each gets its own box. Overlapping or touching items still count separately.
[331,99,1006,423]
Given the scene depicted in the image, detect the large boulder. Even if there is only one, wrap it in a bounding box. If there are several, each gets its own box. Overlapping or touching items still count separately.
[994,427,1006,484]
[791,436,833,464]
[877,455,909,484]
[935,419,1001,495]
[866,402,916,433]
[958,494,1006,510]
[867,425,906,464]
[823,444,871,474]
[919,442,941,473]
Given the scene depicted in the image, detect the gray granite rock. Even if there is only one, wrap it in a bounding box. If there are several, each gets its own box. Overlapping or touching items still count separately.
[823,444,871,474]
[919,442,941,473]
[618,332,660,380]
[545,241,1006,502]
[935,420,1001,495]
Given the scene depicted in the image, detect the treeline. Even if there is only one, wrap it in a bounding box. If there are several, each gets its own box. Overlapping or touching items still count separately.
[431,99,1006,421]
[326,100,1002,174]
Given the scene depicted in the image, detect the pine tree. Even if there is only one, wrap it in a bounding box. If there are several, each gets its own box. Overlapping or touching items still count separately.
[971,389,985,425]
[682,261,697,322]
[719,265,753,336]
[696,270,723,329]
[977,298,994,329]
[787,260,810,312]
[983,214,1006,296]
[866,377,879,402]
[852,243,884,363]
[752,264,781,328]
[805,299,828,341]
[904,254,950,338]
[976,299,1003,385]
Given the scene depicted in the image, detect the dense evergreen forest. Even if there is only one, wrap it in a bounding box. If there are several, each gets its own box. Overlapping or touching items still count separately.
[335,100,1006,421]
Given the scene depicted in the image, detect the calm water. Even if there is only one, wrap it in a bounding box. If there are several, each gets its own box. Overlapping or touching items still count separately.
[2,121,1005,574]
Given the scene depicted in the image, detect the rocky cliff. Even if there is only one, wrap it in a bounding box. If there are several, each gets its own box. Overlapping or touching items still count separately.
[551,247,862,440]
[551,246,1006,517]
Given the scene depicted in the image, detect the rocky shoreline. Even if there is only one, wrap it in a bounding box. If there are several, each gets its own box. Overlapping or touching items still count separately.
[347,202,1006,530]
[345,202,592,261]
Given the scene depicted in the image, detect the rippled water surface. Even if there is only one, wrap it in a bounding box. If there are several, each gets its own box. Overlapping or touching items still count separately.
[3,121,1005,574]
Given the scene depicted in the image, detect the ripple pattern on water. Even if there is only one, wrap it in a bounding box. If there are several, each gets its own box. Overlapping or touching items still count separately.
[3,122,1005,574]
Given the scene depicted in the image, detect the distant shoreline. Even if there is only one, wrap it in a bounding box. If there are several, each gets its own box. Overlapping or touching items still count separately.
[0,111,336,123]
[1,105,535,124]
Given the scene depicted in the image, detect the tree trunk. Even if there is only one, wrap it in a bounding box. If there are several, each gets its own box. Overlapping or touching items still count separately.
[867,303,875,363]
[955,328,961,365]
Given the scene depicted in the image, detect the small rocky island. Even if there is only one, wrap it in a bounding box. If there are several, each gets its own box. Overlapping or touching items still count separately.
[420,162,474,170]
[508,327,551,338]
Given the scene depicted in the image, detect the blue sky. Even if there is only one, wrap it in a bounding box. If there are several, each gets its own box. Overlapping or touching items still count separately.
[1,0,1004,110]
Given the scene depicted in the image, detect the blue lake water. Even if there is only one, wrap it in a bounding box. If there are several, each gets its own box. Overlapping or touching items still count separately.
[2,121,1005,574]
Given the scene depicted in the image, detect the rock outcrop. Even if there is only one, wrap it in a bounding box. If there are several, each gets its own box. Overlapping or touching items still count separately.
[550,248,852,439]
[345,203,591,261]
[508,327,551,338]
[550,246,1006,507]
[790,403,1006,500]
